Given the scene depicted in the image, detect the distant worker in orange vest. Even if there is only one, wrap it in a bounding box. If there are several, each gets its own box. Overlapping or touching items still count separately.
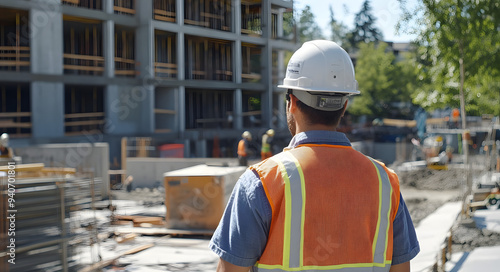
[237,131,252,166]
[451,108,460,128]
[261,129,274,160]
[210,40,419,272]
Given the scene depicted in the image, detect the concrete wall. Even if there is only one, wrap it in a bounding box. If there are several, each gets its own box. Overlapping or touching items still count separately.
[14,143,110,197]
[126,157,241,188]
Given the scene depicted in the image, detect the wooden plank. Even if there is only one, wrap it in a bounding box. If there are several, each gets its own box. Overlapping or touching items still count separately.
[154,9,176,17]
[65,119,106,126]
[0,61,30,66]
[41,167,77,175]
[0,53,31,58]
[65,112,105,118]
[64,65,105,72]
[242,73,262,80]
[63,53,105,61]
[114,57,136,64]
[114,6,136,14]
[0,163,44,173]
[62,0,80,4]
[78,244,154,272]
[115,70,137,76]
[183,19,209,27]
[0,112,31,118]
[0,46,30,51]
[0,120,32,128]
[155,68,177,74]
[154,15,176,22]
[155,62,177,68]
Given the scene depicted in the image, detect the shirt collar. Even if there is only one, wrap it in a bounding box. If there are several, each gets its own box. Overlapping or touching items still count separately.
[285,130,351,150]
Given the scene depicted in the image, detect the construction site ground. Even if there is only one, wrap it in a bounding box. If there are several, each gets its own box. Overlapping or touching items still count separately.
[78,158,500,272]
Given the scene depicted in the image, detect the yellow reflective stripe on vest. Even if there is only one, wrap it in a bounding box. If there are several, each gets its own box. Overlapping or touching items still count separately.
[369,158,393,265]
[270,151,306,268]
[257,154,393,272]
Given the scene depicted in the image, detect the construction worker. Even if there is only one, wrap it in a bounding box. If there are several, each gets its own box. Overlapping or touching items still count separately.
[0,133,13,158]
[210,40,419,272]
[260,129,274,160]
[237,131,252,166]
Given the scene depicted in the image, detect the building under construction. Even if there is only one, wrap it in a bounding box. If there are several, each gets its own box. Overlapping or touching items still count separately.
[0,0,297,161]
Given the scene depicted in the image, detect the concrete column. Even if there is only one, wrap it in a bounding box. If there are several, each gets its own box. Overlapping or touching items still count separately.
[178,86,186,133]
[31,82,64,138]
[233,0,241,34]
[105,85,154,135]
[234,40,242,83]
[277,8,284,38]
[196,139,207,157]
[261,0,273,128]
[103,20,115,78]
[234,89,243,130]
[136,0,154,78]
[30,2,63,75]
[176,0,184,26]
[103,0,114,14]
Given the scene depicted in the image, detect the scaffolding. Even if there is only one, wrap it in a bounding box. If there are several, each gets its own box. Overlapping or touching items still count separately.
[115,26,137,77]
[0,9,30,72]
[63,17,104,76]
[241,0,262,36]
[241,43,262,83]
[0,84,31,137]
[61,0,103,10]
[153,0,176,22]
[186,89,233,129]
[64,86,105,136]
[185,36,232,81]
[184,0,232,31]
[114,0,136,15]
[154,30,177,79]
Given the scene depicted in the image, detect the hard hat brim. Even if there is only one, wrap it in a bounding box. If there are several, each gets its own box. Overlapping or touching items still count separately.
[277,85,360,95]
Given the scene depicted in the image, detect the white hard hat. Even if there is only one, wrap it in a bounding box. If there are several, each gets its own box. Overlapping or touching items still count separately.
[242,131,252,140]
[266,129,275,137]
[278,40,358,111]
[0,133,9,147]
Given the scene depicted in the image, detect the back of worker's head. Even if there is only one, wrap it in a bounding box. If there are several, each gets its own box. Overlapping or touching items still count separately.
[278,40,358,126]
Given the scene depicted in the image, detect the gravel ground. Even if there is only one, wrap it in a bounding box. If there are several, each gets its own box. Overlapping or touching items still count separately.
[394,166,500,253]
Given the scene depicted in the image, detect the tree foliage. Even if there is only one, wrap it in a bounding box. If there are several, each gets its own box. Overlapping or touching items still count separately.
[297,5,324,43]
[346,0,383,50]
[349,42,418,118]
[400,0,500,116]
[328,5,349,47]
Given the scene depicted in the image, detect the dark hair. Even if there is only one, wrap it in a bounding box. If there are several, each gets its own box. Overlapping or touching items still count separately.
[287,90,344,127]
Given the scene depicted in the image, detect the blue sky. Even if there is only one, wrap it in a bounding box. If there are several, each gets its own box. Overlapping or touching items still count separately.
[294,0,419,43]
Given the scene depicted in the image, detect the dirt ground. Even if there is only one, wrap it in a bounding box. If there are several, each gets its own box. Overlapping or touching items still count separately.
[395,166,500,253]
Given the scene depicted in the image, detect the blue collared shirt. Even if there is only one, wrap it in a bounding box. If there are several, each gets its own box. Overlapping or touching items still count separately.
[209,131,420,267]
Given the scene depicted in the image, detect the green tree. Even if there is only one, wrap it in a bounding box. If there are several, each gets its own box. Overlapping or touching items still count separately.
[349,43,416,118]
[297,5,324,43]
[346,0,383,50]
[328,5,349,47]
[400,0,500,117]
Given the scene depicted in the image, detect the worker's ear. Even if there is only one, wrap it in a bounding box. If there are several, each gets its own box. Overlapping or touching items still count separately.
[288,93,298,114]
[341,100,348,117]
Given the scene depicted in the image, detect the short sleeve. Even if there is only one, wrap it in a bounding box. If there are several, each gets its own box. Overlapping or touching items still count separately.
[209,169,272,267]
[391,194,420,265]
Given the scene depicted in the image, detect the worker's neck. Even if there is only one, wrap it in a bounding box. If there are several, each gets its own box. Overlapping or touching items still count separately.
[294,122,337,135]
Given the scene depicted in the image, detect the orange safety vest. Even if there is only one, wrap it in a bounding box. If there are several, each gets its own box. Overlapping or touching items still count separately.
[250,144,400,272]
[238,139,248,157]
